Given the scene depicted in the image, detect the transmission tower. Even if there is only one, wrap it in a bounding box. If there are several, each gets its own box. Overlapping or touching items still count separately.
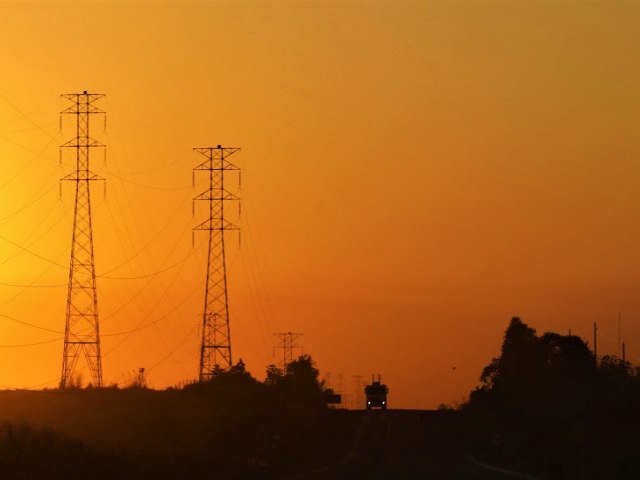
[274,332,303,370]
[337,373,345,408]
[193,145,240,381]
[59,91,106,388]
[352,375,364,409]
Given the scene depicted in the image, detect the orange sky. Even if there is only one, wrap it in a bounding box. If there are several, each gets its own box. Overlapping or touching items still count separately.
[0,1,639,408]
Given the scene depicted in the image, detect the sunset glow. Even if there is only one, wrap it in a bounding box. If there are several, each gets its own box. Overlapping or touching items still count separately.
[0,1,639,409]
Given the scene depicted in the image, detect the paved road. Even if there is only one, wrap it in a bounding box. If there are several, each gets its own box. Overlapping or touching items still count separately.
[292,410,531,480]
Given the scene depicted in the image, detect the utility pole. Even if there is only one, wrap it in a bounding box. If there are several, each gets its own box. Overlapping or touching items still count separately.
[618,312,622,359]
[623,342,626,363]
[273,332,303,370]
[324,371,332,390]
[59,91,106,388]
[193,146,241,381]
[593,322,598,365]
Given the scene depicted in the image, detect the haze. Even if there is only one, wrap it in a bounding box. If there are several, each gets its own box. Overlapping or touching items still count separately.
[0,1,639,408]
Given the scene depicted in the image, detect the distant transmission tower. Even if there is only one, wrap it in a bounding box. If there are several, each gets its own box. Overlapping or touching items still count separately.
[193,145,240,381]
[337,373,345,408]
[352,375,363,409]
[59,91,106,388]
[274,332,303,370]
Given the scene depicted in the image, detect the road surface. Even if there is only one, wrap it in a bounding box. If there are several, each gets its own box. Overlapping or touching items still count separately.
[290,410,536,480]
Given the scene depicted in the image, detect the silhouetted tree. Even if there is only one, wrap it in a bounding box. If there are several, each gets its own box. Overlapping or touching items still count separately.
[209,359,258,386]
[184,360,261,399]
[264,364,283,387]
[126,368,148,389]
[271,355,326,408]
[466,316,640,479]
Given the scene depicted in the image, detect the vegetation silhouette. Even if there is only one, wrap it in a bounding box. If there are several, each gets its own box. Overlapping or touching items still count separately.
[0,355,358,479]
[463,316,640,479]
[177,354,352,473]
[3,321,639,479]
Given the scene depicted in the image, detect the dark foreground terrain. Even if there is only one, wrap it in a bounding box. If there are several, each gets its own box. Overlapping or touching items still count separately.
[0,389,527,480]
[1,318,638,480]
[0,387,355,479]
[288,410,526,480]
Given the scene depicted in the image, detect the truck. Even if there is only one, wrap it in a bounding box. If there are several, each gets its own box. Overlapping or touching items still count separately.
[364,374,388,410]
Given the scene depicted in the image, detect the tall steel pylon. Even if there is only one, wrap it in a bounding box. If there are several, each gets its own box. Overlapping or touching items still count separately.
[274,332,303,370]
[193,145,240,381]
[59,91,105,388]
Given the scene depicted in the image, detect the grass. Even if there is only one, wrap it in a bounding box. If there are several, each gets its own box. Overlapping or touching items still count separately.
[0,388,360,479]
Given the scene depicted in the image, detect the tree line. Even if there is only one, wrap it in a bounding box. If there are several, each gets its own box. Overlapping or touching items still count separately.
[463,317,640,479]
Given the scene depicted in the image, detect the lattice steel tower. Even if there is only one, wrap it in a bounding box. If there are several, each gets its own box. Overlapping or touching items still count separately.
[59,91,105,388]
[193,145,240,381]
[274,332,303,370]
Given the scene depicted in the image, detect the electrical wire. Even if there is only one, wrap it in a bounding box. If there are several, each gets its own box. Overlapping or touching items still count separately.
[96,209,195,327]
[98,129,197,373]
[0,232,194,281]
[97,187,193,277]
[0,337,61,348]
[0,134,59,191]
[101,283,200,337]
[0,282,63,288]
[104,150,191,176]
[99,252,194,280]
[0,200,65,269]
[0,99,221,385]
[106,170,192,191]
[0,93,59,142]
[0,176,58,226]
[0,133,58,165]
[0,312,62,334]
[0,121,57,135]
[146,323,198,372]
[0,233,67,269]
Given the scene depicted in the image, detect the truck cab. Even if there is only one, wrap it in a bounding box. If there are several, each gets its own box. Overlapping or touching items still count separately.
[364,375,388,410]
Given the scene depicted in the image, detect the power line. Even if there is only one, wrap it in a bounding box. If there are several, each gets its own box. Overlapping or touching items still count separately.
[96,221,196,329]
[92,136,199,374]
[101,275,201,337]
[146,323,198,373]
[0,134,59,191]
[0,197,66,264]
[0,92,59,141]
[0,233,67,269]
[0,174,58,226]
[100,251,194,280]
[0,232,194,280]
[0,312,62,334]
[0,281,64,288]
[97,187,193,277]
[0,337,61,348]
[0,133,58,165]
[106,170,193,191]
[101,144,191,176]
[0,121,57,135]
